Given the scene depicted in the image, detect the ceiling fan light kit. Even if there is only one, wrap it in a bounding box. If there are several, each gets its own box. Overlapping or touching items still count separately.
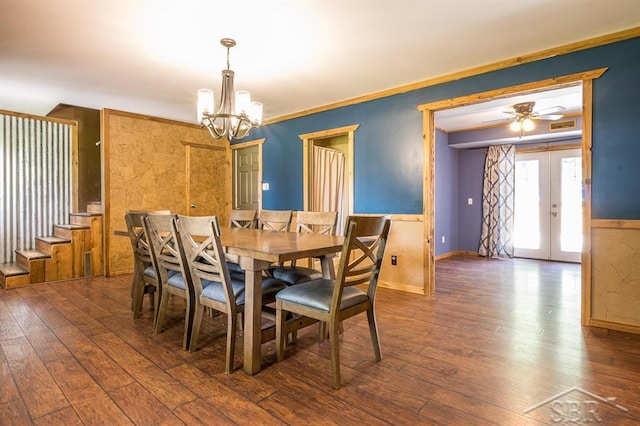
[506,101,565,138]
[197,38,263,142]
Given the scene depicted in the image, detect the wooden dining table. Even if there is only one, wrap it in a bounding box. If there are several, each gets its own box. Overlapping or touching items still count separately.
[218,226,344,375]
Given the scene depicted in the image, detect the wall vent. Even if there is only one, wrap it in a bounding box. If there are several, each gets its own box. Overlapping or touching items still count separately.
[549,119,577,131]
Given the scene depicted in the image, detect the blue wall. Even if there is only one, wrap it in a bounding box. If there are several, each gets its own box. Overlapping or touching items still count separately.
[243,36,640,220]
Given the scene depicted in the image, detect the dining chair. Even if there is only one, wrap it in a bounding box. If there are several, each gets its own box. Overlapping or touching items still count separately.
[229,209,257,229]
[275,215,391,388]
[124,210,170,320]
[144,213,193,350]
[271,211,338,286]
[175,214,288,373]
[258,209,293,232]
[226,209,257,275]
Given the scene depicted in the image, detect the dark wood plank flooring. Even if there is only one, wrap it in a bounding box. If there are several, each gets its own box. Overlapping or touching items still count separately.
[1,255,639,425]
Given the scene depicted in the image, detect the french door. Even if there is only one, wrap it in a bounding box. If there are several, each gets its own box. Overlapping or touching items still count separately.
[513,148,582,262]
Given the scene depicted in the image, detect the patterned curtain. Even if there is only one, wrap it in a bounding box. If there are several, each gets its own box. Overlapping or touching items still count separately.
[478,144,515,259]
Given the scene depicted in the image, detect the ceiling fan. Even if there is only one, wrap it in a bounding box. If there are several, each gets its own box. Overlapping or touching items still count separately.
[504,101,566,135]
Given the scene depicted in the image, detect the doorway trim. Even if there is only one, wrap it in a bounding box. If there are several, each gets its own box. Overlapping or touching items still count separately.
[417,67,607,324]
[299,124,358,214]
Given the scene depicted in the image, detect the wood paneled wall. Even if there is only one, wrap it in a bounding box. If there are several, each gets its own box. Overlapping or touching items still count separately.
[102,109,229,276]
[378,215,425,294]
[591,222,640,330]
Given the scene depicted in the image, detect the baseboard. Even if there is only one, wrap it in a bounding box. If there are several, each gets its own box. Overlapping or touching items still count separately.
[589,318,640,336]
[435,250,477,261]
[107,268,134,277]
[377,280,425,295]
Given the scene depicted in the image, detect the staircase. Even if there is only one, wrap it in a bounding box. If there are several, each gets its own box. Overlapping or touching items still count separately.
[0,202,103,289]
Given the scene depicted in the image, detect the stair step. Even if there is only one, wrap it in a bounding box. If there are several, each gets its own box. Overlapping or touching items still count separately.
[0,262,29,277]
[54,223,90,239]
[36,236,72,245]
[16,249,50,261]
[70,212,102,226]
[15,250,49,284]
[35,235,72,254]
[55,224,90,230]
[86,202,102,214]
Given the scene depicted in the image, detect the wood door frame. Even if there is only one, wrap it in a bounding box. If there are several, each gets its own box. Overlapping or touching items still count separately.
[299,124,358,215]
[230,138,264,215]
[183,141,227,215]
[417,68,607,324]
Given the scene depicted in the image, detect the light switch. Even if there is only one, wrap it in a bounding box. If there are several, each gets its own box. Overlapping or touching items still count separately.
[262,182,269,191]
[467,198,473,205]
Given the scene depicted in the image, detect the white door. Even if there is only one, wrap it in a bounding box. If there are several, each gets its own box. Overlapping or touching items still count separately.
[513,148,582,262]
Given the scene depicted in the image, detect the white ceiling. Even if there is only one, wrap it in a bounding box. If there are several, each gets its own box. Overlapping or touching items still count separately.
[435,85,583,132]
[1,0,639,126]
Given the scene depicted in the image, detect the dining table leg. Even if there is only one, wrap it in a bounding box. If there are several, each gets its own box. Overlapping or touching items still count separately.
[240,257,271,375]
[320,254,336,279]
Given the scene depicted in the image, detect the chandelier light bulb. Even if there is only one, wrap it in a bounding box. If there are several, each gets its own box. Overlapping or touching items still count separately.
[510,120,522,132]
[197,89,214,122]
[235,90,251,115]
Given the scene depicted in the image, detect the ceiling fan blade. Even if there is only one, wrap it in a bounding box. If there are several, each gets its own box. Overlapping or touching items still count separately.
[482,118,512,124]
[535,105,566,115]
[535,114,564,121]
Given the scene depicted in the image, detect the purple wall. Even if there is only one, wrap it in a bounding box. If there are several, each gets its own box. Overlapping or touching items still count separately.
[451,137,583,253]
[456,149,486,252]
[434,129,459,255]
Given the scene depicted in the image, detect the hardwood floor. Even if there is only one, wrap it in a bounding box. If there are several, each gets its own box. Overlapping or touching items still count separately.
[1,255,639,425]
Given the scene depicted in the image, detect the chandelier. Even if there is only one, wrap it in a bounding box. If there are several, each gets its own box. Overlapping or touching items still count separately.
[197,38,262,141]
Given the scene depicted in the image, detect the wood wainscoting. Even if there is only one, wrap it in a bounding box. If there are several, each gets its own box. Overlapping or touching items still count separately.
[590,219,640,333]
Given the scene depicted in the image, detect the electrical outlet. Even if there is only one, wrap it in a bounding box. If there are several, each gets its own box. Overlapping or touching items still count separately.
[391,255,397,265]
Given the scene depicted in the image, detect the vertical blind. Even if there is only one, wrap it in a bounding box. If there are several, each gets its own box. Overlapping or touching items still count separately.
[0,113,73,264]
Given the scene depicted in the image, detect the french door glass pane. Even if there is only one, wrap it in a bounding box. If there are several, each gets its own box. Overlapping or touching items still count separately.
[514,159,540,249]
[560,156,582,252]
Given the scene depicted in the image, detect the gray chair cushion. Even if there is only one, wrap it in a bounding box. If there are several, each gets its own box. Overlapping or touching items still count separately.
[271,266,323,285]
[143,265,156,278]
[275,279,368,312]
[165,271,185,289]
[229,271,246,282]
[145,266,179,281]
[201,276,287,305]
[226,261,244,273]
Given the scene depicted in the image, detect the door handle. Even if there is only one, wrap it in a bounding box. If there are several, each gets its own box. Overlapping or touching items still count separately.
[551,211,557,217]
[191,204,197,208]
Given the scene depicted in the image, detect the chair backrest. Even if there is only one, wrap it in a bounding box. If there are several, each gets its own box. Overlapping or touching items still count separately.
[332,215,392,310]
[124,211,153,266]
[229,209,257,229]
[258,209,293,232]
[175,215,236,308]
[142,214,184,285]
[295,211,338,236]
